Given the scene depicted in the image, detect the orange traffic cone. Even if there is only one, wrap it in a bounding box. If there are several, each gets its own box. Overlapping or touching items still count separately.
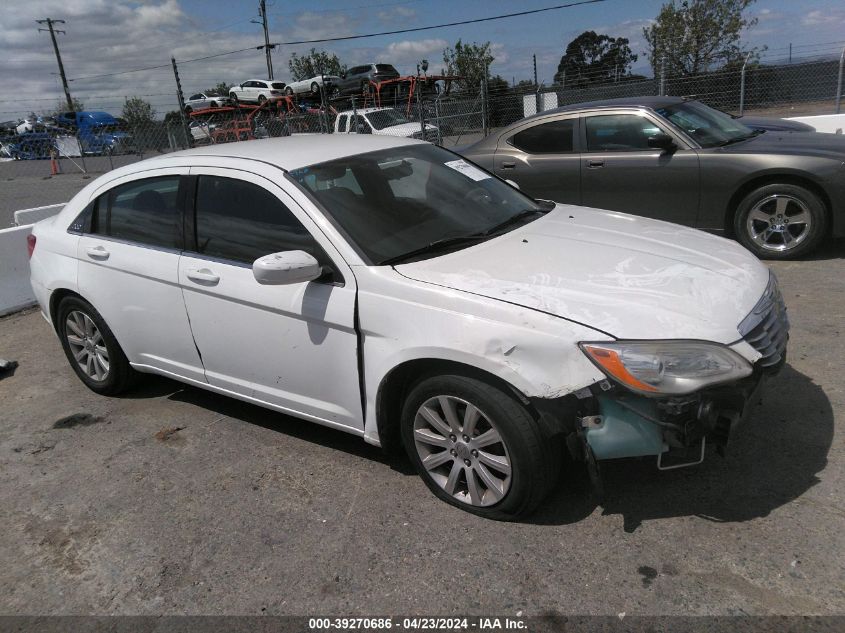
[50,149,60,175]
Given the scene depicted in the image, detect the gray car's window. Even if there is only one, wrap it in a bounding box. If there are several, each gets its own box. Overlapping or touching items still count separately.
[193,175,328,267]
[585,114,663,152]
[655,100,755,147]
[509,118,575,153]
[189,94,202,101]
[92,177,181,249]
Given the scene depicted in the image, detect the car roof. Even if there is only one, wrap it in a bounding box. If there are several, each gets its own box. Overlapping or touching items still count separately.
[336,107,394,115]
[146,135,422,171]
[523,95,687,122]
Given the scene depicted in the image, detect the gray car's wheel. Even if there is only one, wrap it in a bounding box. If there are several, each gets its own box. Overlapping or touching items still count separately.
[734,183,827,259]
[400,374,559,520]
[56,296,137,395]
[285,87,294,96]
[311,82,319,94]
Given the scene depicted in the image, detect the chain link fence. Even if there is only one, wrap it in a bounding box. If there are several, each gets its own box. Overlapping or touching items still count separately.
[3,53,843,187]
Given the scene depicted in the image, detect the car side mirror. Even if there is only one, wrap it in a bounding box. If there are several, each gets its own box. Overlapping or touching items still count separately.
[647,133,677,152]
[252,250,322,285]
[505,179,520,189]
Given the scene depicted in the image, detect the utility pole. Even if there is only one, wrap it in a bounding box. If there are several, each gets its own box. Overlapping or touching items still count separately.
[255,0,274,79]
[171,56,192,148]
[37,18,74,111]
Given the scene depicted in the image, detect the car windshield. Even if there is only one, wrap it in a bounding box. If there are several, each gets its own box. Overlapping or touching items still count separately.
[290,144,545,265]
[366,109,409,130]
[655,100,757,148]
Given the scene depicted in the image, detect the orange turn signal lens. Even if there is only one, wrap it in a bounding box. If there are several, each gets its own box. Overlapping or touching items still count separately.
[581,344,659,393]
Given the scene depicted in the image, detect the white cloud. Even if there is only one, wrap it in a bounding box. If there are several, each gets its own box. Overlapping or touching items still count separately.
[385,38,448,62]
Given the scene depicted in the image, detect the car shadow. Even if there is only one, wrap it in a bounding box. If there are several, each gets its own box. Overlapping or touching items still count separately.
[805,237,845,261]
[161,382,417,475]
[120,363,831,528]
[529,363,833,530]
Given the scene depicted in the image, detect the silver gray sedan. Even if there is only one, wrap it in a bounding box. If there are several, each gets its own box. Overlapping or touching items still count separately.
[459,96,845,259]
[184,91,231,113]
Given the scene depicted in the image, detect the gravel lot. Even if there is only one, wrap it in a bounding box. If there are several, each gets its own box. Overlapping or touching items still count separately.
[0,181,843,620]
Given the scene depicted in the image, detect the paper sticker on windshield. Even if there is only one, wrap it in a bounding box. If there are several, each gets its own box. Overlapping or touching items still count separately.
[444,159,491,181]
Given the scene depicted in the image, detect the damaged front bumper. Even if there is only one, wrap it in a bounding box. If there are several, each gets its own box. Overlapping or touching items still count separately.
[571,363,773,470]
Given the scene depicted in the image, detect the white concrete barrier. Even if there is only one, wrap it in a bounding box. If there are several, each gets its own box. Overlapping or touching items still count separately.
[13,203,64,227]
[786,114,845,134]
[1,203,65,315]
[0,224,36,316]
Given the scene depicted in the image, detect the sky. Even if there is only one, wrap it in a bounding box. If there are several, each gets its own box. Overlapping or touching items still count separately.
[2,0,845,120]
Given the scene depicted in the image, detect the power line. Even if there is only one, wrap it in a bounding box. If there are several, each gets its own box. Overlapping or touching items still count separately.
[268,0,607,46]
[68,0,606,82]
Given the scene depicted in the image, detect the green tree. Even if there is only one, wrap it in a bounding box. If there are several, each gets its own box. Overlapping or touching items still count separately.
[554,31,637,86]
[47,97,85,115]
[205,82,230,95]
[442,40,494,93]
[643,0,759,77]
[288,49,345,81]
[122,97,156,125]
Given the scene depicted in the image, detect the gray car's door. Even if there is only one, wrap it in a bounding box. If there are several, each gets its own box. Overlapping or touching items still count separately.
[579,110,700,226]
[493,114,581,204]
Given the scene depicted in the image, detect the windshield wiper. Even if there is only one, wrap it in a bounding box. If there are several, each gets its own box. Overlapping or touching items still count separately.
[479,208,547,237]
[379,209,547,266]
[379,234,490,265]
[717,129,764,147]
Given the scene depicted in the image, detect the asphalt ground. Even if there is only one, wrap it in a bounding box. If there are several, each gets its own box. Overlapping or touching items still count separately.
[1,217,844,623]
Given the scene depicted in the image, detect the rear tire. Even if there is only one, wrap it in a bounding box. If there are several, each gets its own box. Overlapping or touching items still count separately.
[56,296,137,396]
[258,94,267,105]
[400,374,559,520]
[229,92,238,104]
[733,183,827,259]
[311,82,320,94]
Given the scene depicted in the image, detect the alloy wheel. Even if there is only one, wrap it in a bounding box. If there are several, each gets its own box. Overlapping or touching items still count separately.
[413,395,511,507]
[65,310,110,381]
[746,194,812,252]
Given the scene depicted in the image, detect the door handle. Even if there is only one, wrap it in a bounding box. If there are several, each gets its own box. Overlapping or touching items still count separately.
[501,161,516,169]
[587,159,605,169]
[186,267,220,285]
[85,245,110,260]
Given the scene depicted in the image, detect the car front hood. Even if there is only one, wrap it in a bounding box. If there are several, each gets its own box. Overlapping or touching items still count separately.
[376,122,437,136]
[725,129,845,158]
[396,206,771,342]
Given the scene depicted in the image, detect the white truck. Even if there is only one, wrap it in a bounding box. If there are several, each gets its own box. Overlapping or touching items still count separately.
[334,107,437,141]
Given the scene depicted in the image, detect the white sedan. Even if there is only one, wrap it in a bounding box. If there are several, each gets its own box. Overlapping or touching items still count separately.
[284,74,341,96]
[28,136,787,519]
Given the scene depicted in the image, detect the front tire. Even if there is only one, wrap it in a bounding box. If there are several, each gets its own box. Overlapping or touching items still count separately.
[734,183,827,259]
[400,374,559,520]
[56,296,137,395]
[285,87,294,96]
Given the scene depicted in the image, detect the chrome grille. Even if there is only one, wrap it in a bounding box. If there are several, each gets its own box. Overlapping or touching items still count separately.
[738,273,790,368]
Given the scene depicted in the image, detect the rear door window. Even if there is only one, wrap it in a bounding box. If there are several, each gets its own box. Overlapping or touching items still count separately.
[509,118,575,153]
[91,176,181,249]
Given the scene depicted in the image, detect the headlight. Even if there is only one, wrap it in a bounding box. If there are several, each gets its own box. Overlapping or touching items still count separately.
[579,341,752,396]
